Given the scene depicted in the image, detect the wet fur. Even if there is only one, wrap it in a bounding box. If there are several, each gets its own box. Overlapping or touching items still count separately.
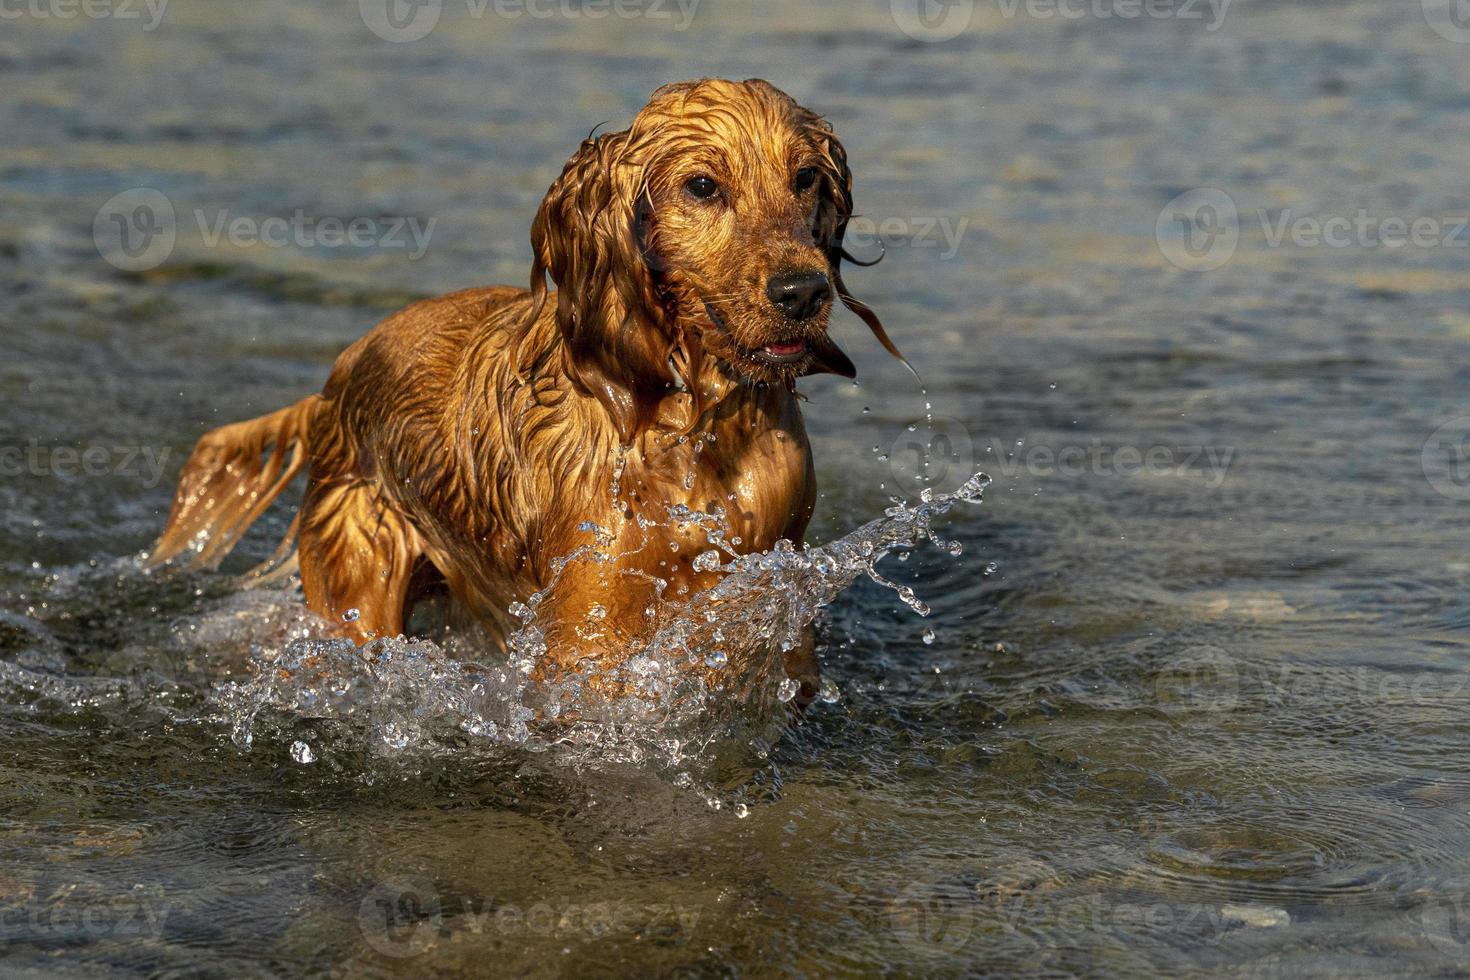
[149,79,897,693]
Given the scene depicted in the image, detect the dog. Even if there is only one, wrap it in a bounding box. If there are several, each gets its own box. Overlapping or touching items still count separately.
[148,78,902,701]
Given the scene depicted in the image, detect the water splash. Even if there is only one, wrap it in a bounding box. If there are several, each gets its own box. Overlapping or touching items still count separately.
[214,471,990,774]
[0,473,988,787]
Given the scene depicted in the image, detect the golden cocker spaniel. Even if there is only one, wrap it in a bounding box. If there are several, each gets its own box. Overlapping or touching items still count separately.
[149,78,901,702]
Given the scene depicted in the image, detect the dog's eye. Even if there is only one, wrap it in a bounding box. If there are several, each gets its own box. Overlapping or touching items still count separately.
[795,167,818,192]
[685,175,719,199]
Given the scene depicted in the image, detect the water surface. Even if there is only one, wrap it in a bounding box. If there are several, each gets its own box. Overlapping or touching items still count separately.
[4,0,1470,975]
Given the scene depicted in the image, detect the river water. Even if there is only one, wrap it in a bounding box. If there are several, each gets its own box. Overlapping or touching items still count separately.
[4,0,1470,975]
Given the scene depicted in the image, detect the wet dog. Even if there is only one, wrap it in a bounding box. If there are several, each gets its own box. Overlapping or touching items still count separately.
[149,78,901,700]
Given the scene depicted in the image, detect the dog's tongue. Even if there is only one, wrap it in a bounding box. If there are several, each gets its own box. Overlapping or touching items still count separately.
[764,340,806,356]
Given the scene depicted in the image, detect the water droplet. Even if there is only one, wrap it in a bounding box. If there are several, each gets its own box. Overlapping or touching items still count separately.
[735,803,750,819]
[818,678,841,703]
[776,677,799,703]
[705,650,728,669]
[290,741,316,764]
[342,608,360,623]
[922,629,936,645]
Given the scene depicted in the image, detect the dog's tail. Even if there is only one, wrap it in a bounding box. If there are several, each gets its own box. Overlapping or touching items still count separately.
[147,395,322,579]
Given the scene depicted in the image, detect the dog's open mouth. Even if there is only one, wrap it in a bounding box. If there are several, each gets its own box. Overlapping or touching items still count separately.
[753,339,808,363]
[702,301,809,367]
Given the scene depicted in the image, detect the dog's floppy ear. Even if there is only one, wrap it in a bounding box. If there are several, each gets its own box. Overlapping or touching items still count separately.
[807,121,910,372]
[527,130,669,445]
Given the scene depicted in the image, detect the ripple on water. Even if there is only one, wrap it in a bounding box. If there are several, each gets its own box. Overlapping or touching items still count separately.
[1138,796,1452,914]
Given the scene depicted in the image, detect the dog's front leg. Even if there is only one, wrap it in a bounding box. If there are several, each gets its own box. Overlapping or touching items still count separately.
[298,477,425,645]
[782,630,822,711]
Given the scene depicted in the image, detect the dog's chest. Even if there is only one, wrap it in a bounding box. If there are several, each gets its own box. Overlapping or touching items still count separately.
[624,403,813,556]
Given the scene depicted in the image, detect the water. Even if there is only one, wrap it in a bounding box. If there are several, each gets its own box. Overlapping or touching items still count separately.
[217,474,987,778]
[5,0,1470,975]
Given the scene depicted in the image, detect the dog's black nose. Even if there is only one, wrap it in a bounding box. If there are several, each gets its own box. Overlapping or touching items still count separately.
[766,271,830,321]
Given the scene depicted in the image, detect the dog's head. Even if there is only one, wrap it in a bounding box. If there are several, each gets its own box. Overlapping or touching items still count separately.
[529,78,901,442]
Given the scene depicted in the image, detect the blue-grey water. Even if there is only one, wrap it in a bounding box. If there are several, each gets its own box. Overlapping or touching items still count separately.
[4,0,1470,975]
